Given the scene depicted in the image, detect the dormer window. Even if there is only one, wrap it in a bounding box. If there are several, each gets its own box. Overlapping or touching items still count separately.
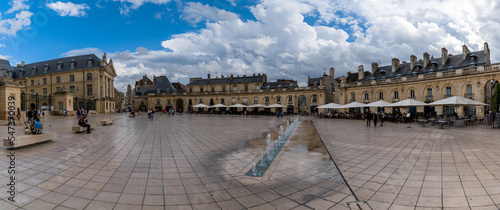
[44,64,48,73]
[87,57,93,67]
[70,60,76,69]
[266,85,270,89]
[20,70,24,77]
[57,61,62,71]
[31,66,36,75]
[278,85,281,89]
[380,69,386,76]
[430,61,438,71]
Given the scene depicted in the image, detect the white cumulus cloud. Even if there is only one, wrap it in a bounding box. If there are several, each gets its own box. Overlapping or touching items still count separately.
[46,1,90,17]
[113,0,171,15]
[61,47,104,57]
[181,2,239,25]
[0,10,33,36]
[6,0,30,14]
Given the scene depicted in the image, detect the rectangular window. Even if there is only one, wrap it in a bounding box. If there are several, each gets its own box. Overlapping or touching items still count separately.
[364,93,369,100]
[233,86,237,92]
[43,88,47,95]
[31,80,34,86]
[277,97,281,103]
[56,87,60,92]
[394,91,399,99]
[410,90,415,99]
[56,76,61,83]
[379,92,383,100]
[70,86,75,93]
[288,96,293,103]
[350,93,355,102]
[466,84,473,99]
[87,85,92,96]
[87,73,92,80]
[222,87,226,92]
[446,87,452,97]
[254,98,258,104]
[200,88,203,93]
[211,87,214,93]
[256,85,260,90]
[312,95,317,103]
[189,89,192,93]
[70,75,74,82]
[43,78,47,85]
[245,86,248,91]
[59,102,63,111]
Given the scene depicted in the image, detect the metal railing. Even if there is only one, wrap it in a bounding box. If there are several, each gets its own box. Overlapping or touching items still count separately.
[464,93,474,99]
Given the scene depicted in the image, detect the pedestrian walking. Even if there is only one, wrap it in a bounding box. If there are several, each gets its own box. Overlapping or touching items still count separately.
[373,112,378,127]
[366,111,372,126]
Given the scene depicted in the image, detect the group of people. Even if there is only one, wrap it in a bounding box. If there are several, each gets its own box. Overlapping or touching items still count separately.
[148,108,155,120]
[10,108,44,134]
[364,111,386,127]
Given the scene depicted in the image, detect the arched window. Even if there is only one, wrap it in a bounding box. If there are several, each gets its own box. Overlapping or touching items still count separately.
[364,93,369,102]
[254,98,258,104]
[312,94,317,103]
[231,98,236,105]
[156,100,161,105]
[378,92,383,100]
[350,93,355,102]
[409,90,415,99]
[199,99,203,104]
[427,88,433,101]
[394,91,399,101]
[276,96,281,104]
[242,98,248,105]
[265,97,270,104]
[466,84,473,99]
[288,96,293,104]
[221,98,225,104]
[167,100,172,105]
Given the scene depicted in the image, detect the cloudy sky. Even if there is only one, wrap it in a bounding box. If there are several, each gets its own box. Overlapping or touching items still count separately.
[0,0,499,92]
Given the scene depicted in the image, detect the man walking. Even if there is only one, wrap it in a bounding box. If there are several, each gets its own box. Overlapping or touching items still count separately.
[366,111,372,126]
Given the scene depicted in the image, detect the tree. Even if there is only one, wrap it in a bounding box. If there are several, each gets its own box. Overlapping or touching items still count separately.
[493,83,500,113]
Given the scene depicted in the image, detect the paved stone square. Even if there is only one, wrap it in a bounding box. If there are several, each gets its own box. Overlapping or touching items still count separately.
[0,114,499,209]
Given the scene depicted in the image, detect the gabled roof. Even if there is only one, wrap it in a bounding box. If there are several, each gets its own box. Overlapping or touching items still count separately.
[10,54,102,79]
[308,77,322,86]
[187,75,264,86]
[0,59,12,70]
[359,50,488,82]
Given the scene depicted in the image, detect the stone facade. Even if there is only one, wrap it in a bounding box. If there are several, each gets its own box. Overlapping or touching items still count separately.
[338,43,499,117]
[130,73,328,114]
[0,75,21,120]
[1,54,117,113]
[114,87,125,111]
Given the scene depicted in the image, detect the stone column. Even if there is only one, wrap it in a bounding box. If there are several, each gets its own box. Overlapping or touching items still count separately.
[0,78,21,120]
[54,88,75,116]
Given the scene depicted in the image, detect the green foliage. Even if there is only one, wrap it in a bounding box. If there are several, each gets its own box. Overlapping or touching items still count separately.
[493,83,500,113]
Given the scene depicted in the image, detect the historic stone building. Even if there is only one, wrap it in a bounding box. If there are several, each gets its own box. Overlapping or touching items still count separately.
[338,42,499,117]
[0,53,117,113]
[114,87,125,111]
[128,73,328,114]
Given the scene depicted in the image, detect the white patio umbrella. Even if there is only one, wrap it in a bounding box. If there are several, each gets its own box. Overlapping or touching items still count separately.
[248,104,265,108]
[364,100,392,107]
[192,104,209,108]
[265,104,287,108]
[316,102,342,109]
[338,102,367,109]
[428,96,488,106]
[210,104,227,108]
[386,99,430,107]
[229,104,247,108]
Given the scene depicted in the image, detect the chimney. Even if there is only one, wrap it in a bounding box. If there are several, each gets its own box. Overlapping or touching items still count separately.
[230,74,233,80]
[391,58,400,72]
[347,71,351,77]
[262,73,267,82]
[308,75,310,80]
[253,73,255,78]
[22,61,25,67]
[329,67,334,77]
[423,52,430,68]
[485,42,491,65]
[410,55,417,69]
[371,62,378,74]
[462,45,470,59]
[208,73,210,79]
[243,74,246,77]
[221,75,224,78]
[358,65,364,80]
[441,47,448,65]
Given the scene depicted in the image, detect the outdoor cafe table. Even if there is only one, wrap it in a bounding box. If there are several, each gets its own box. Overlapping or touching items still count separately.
[436,120,448,129]
[417,119,429,127]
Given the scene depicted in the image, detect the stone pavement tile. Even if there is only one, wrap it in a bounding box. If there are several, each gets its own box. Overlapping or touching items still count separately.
[114,203,142,210]
[370,191,397,203]
[192,202,220,209]
[217,199,244,210]
[211,190,234,202]
[416,196,441,208]
[61,196,91,209]
[37,181,62,191]
[390,204,415,210]
[118,193,144,205]
[85,200,116,210]
[188,192,215,204]
[304,198,335,209]
[144,194,164,206]
[164,185,186,195]
[40,191,70,205]
[22,199,57,210]
[142,205,164,210]
[23,186,51,198]
[393,194,419,206]
[227,187,254,198]
[235,194,266,208]
[467,195,495,206]
[443,196,469,208]
[464,187,489,196]
[248,203,276,210]
[269,197,300,210]
[53,206,75,210]
[164,194,190,205]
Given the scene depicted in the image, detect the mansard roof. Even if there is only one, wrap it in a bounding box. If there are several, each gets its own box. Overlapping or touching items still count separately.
[359,50,487,82]
[148,76,177,94]
[10,54,102,79]
[187,75,264,86]
[263,81,298,89]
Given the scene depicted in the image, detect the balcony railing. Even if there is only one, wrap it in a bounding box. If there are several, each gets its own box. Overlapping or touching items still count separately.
[425,95,433,102]
[444,94,453,98]
[392,97,399,102]
[350,98,355,102]
[364,99,370,103]
[464,93,474,100]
